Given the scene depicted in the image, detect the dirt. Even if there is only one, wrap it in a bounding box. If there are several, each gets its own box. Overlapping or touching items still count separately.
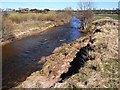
[13,17,119,89]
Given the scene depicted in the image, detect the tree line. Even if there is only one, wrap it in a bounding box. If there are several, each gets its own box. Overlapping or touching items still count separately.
[0,8,119,14]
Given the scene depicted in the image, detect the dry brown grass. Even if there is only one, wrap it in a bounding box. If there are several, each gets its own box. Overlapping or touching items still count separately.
[1,11,71,42]
[7,11,57,23]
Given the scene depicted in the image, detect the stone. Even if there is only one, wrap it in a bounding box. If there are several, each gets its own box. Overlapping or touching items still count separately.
[38,56,46,64]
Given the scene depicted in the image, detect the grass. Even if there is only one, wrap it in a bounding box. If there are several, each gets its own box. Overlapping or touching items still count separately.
[1,11,71,42]
[102,58,119,88]
[95,14,119,20]
[7,11,57,23]
[6,11,70,24]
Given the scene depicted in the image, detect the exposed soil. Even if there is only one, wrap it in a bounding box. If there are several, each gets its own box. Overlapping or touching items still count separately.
[13,17,119,89]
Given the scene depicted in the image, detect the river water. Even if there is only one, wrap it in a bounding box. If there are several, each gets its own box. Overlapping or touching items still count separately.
[2,17,82,88]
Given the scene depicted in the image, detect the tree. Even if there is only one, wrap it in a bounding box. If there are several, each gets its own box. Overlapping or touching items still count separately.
[78,1,93,10]
[64,7,73,16]
[44,9,50,13]
[78,0,94,32]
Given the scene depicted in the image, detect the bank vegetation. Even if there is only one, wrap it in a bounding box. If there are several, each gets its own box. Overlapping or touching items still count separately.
[1,10,72,44]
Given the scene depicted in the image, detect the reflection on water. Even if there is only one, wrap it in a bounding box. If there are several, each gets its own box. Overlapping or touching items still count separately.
[2,17,83,89]
[70,16,82,29]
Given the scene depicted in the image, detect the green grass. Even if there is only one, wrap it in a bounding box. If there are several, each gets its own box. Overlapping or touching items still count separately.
[95,14,119,20]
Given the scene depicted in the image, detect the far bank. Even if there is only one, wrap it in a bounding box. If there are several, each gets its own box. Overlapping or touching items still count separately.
[1,11,71,45]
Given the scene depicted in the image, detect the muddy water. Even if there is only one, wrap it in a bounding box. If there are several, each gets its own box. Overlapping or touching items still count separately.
[2,22,82,88]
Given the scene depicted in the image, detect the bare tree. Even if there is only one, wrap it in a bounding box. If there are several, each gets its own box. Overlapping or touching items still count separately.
[78,1,93,10]
[64,7,73,16]
[78,0,94,32]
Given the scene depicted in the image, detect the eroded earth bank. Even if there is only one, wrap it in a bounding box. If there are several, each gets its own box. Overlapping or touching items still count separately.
[15,17,119,88]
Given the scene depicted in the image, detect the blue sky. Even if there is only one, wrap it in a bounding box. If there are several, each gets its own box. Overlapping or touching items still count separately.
[1,2,119,10]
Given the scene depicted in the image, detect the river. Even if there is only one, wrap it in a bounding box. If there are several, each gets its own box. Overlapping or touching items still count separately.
[2,17,83,89]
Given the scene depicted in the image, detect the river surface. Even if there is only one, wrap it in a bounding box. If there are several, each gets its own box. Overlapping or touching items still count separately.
[2,18,83,88]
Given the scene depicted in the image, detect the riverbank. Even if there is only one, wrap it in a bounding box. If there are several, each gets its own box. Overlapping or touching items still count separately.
[14,17,118,88]
[2,20,82,89]
[1,11,71,45]
[1,22,55,45]
[1,21,70,46]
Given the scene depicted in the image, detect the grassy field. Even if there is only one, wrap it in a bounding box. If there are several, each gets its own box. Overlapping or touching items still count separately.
[5,11,57,23]
[94,14,119,20]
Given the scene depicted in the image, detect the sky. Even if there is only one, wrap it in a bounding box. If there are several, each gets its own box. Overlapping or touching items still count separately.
[0,1,119,10]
